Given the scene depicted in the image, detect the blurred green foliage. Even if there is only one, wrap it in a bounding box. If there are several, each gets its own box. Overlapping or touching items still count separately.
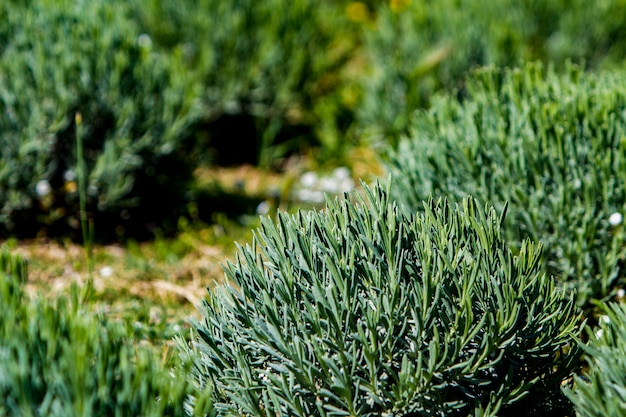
[358,0,626,145]
[128,0,358,167]
[0,246,27,283]
[388,63,626,307]
[183,184,582,416]
[0,0,201,238]
[5,0,626,237]
[0,250,213,417]
[0,0,359,237]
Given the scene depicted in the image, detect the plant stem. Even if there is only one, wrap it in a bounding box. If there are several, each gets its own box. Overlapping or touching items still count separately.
[75,112,94,303]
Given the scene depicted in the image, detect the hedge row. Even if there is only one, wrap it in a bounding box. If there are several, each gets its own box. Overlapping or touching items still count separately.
[5,1,626,236]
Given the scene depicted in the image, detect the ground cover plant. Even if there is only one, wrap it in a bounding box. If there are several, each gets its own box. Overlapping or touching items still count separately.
[0,248,214,417]
[183,184,583,416]
[388,63,626,308]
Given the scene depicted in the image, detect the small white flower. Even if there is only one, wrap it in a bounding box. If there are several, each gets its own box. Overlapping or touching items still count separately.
[600,315,611,324]
[35,180,51,197]
[260,367,272,383]
[617,288,625,298]
[300,172,318,188]
[99,266,113,278]
[609,212,623,227]
[137,33,152,48]
[595,328,604,339]
[573,178,582,190]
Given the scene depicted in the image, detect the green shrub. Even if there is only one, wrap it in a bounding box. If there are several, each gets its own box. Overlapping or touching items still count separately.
[358,0,626,144]
[129,0,357,166]
[388,63,626,307]
[182,184,582,416]
[0,0,202,238]
[0,258,213,416]
[565,302,626,417]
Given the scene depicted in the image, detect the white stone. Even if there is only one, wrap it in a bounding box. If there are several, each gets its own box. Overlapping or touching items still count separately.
[297,189,324,203]
[337,178,355,193]
[319,177,338,194]
[333,167,351,181]
[300,172,318,188]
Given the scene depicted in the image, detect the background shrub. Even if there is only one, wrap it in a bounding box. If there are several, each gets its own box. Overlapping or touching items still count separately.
[357,0,626,145]
[388,63,626,307]
[7,0,626,239]
[182,184,582,416]
[565,302,626,417]
[0,0,202,239]
[0,252,213,417]
[129,0,358,167]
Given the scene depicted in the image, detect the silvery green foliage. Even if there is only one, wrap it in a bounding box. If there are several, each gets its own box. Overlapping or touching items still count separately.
[183,184,582,416]
[388,63,626,307]
[565,302,626,417]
